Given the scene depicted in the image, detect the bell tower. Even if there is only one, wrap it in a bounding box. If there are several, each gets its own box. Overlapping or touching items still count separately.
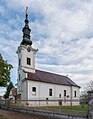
[17,7,38,74]
[16,7,38,96]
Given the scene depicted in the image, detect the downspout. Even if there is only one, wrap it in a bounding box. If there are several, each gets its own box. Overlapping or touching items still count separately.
[26,73,28,106]
[26,80,28,106]
[71,85,72,106]
[39,83,40,106]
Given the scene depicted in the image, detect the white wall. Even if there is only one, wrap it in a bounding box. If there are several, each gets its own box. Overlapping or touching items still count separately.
[17,70,27,94]
[17,44,37,95]
[21,81,27,100]
[21,47,35,73]
[20,80,80,106]
[17,45,38,73]
[27,80,80,100]
[72,86,80,99]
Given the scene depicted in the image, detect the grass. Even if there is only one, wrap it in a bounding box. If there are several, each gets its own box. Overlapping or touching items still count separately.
[33,105,88,117]
[50,105,88,111]
[35,104,88,112]
[5,104,88,117]
[0,115,8,119]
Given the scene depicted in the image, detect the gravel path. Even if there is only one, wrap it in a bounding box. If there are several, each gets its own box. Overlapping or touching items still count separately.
[0,109,48,119]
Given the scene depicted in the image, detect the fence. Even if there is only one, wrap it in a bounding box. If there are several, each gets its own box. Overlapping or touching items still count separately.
[0,99,88,119]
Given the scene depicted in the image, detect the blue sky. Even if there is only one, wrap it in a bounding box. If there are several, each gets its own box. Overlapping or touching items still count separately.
[0,0,93,95]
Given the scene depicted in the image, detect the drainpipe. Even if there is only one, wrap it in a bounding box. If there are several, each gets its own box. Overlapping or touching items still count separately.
[26,80,28,106]
[39,83,40,106]
[26,72,28,106]
[71,85,72,106]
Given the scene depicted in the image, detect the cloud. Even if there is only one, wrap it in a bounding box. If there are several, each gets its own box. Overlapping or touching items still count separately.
[0,6,5,15]
[0,0,93,92]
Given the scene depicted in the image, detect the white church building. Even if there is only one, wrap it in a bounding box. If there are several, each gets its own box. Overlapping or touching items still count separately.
[16,8,80,106]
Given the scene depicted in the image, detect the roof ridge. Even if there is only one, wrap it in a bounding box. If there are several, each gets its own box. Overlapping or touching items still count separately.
[36,69,67,77]
[27,69,80,88]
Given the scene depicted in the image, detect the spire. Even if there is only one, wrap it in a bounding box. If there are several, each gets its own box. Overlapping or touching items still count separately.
[21,7,32,46]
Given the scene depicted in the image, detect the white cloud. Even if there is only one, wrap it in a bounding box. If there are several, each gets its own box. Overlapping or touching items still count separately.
[0,0,93,91]
[0,6,6,15]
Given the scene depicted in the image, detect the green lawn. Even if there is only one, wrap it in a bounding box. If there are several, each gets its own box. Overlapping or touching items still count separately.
[0,115,8,119]
[34,105,88,117]
[35,105,88,112]
[56,105,88,111]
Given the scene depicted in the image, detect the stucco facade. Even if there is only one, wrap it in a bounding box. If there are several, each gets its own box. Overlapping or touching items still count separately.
[20,79,80,106]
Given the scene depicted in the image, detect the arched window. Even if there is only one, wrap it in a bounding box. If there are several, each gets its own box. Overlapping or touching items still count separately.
[32,87,36,92]
[49,89,52,96]
[64,90,66,96]
[74,91,76,97]
[27,57,31,65]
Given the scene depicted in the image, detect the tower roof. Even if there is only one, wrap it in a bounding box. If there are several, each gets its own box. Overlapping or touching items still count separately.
[21,7,32,46]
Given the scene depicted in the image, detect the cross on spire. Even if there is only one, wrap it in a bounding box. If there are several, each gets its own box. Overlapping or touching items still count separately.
[26,7,28,19]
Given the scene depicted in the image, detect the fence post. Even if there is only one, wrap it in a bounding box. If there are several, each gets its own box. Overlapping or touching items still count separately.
[87,91,93,119]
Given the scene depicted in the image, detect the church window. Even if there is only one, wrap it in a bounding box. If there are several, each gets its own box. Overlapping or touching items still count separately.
[27,57,31,65]
[49,89,52,96]
[64,90,66,96]
[74,91,76,97]
[59,94,61,98]
[32,87,36,92]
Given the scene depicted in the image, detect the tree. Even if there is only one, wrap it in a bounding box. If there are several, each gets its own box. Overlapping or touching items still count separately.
[80,80,93,103]
[87,80,93,91]
[0,54,13,87]
[80,90,88,104]
[3,82,14,99]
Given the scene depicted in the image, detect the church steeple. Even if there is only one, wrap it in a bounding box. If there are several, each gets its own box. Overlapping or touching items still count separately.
[21,7,32,46]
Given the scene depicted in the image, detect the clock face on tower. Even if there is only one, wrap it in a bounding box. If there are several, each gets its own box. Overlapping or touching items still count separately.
[27,45,31,52]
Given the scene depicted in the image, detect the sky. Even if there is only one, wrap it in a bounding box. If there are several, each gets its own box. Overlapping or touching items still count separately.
[0,0,93,95]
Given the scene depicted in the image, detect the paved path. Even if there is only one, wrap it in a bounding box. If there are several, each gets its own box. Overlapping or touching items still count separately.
[0,108,48,119]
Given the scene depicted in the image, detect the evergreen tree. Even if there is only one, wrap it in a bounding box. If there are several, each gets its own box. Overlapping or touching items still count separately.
[0,54,13,87]
[4,82,14,99]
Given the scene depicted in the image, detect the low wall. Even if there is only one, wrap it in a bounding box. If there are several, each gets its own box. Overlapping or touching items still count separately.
[1,106,87,119]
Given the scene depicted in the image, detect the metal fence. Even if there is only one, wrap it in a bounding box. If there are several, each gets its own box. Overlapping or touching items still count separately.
[0,99,88,118]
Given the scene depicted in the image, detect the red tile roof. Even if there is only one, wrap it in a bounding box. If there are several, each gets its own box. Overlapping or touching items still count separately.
[27,70,80,88]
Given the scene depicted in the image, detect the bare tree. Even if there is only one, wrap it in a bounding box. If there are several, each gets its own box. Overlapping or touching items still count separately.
[80,80,93,103]
[87,80,93,91]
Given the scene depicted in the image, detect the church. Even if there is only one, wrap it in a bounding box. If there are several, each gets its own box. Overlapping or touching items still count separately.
[16,8,80,106]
